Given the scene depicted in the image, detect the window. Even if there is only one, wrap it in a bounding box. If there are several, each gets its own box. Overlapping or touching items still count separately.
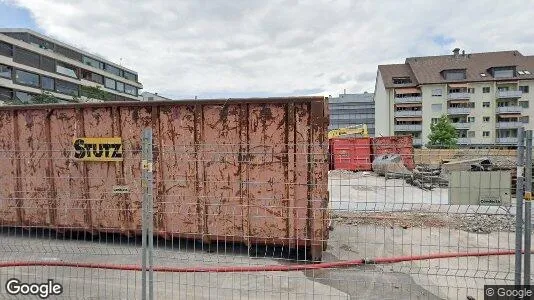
[444,70,466,80]
[41,76,54,91]
[520,86,529,93]
[468,131,475,138]
[124,84,137,96]
[81,70,104,84]
[104,77,116,89]
[55,45,82,61]
[482,87,490,93]
[116,81,124,92]
[0,64,12,79]
[55,80,79,96]
[431,118,439,124]
[124,71,137,82]
[82,56,103,69]
[0,87,13,100]
[520,101,529,108]
[29,34,54,50]
[468,88,475,93]
[13,47,40,68]
[431,104,442,112]
[483,117,490,122]
[468,117,475,123]
[483,131,490,137]
[40,56,56,73]
[494,69,514,78]
[15,91,34,103]
[431,89,442,96]
[483,102,490,108]
[0,41,13,57]
[104,64,121,77]
[392,77,411,84]
[15,69,39,87]
[521,116,529,123]
[56,62,78,78]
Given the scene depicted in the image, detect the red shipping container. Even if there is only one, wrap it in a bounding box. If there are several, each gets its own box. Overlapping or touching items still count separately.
[330,137,372,171]
[372,135,415,170]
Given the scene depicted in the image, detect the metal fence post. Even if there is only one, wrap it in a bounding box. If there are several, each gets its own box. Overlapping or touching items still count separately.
[141,128,154,300]
[516,127,525,286]
[525,130,532,285]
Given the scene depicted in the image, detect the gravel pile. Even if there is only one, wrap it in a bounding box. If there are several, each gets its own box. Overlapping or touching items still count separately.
[332,211,518,234]
[454,214,516,233]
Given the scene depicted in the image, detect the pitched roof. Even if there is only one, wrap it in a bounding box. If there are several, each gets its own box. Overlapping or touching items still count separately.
[379,50,534,89]
[377,64,418,88]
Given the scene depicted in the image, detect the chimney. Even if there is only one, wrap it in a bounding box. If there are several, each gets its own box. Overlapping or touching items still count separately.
[344,88,346,95]
[462,50,465,56]
[453,48,460,58]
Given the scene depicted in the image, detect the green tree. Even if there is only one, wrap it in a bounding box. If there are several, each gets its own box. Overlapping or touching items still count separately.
[427,115,458,148]
[29,90,60,104]
[80,85,111,101]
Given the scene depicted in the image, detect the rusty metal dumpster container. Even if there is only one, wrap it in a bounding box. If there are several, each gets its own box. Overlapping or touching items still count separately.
[0,96,329,260]
[330,137,372,171]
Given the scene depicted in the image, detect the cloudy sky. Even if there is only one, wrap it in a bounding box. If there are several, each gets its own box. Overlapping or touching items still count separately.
[1,0,533,99]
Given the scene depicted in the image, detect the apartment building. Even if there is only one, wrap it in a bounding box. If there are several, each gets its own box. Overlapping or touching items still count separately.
[374,49,534,147]
[328,91,375,136]
[0,28,142,104]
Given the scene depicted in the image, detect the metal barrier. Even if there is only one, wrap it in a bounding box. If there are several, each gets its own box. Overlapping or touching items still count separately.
[1,126,534,299]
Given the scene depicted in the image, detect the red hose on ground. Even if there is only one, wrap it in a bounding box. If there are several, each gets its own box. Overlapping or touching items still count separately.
[0,250,524,273]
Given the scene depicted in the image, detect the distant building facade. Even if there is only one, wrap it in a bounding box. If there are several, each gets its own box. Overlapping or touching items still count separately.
[0,28,142,104]
[374,49,534,147]
[329,92,375,136]
[141,91,172,101]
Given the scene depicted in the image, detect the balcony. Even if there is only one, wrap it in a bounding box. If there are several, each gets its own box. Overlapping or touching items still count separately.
[394,110,423,117]
[395,124,422,131]
[394,96,422,104]
[496,90,523,99]
[447,93,471,100]
[452,122,471,129]
[496,137,519,145]
[496,106,523,114]
[413,138,423,146]
[495,122,524,129]
[457,138,471,144]
[447,107,471,115]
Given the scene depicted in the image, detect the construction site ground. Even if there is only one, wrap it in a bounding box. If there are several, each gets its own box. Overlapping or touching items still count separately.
[0,170,530,299]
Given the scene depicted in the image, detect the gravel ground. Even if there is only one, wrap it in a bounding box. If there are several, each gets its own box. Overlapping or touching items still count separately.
[332,211,517,234]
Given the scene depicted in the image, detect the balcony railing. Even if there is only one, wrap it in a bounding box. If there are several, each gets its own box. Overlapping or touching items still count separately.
[447,93,471,100]
[457,138,471,144]
[394,96,422,104]
[394,110,423,117]
[447,107,471,115]
[413,138,423,145]
[496,137,519,144]
[452,122,471,129]
[495,122,524,129]
[394,124,422,131]
[496,90,523,99]
[496,106,523,114]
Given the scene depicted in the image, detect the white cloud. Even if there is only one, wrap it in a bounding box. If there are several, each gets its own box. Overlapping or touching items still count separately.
[9,0,534,98]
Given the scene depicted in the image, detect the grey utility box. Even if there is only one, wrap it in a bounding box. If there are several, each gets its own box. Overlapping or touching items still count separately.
[448,171,512,205]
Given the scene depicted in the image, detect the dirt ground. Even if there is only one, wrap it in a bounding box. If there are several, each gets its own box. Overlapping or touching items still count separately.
[0,170,530,299]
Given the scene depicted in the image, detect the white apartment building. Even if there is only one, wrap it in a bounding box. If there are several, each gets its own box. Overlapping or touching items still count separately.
[0,28,142,104]
[374,49,534,147]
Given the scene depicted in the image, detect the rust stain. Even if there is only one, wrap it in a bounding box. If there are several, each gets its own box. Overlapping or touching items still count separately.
[0,98,329,257]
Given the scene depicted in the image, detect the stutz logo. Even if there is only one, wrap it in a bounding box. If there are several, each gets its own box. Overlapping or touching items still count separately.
[73,137,123,161]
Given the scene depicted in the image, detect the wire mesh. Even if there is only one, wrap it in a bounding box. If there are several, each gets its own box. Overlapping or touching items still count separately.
[0,104,532,299]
